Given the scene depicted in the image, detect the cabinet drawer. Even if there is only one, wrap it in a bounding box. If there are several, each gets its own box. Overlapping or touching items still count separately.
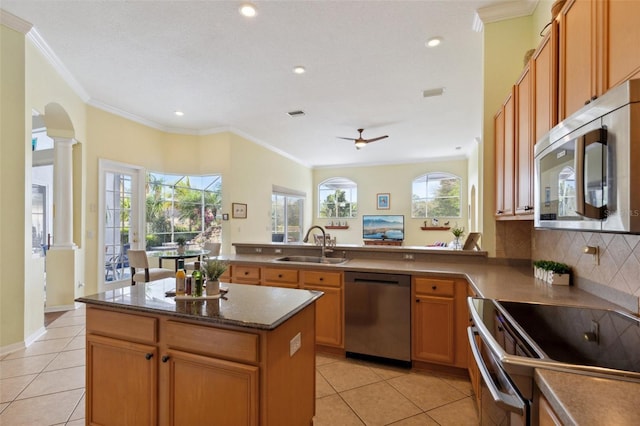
[233,266,261,281]
[414,277,455,297]
[302,270,342,287]
[165,320,259,363]
[87,308,158,344]
[262,267,299,284]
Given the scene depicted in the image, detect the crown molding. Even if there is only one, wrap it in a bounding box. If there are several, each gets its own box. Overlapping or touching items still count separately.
[473,0,539,32]
[27,27,90,102]
[0,9,32,34]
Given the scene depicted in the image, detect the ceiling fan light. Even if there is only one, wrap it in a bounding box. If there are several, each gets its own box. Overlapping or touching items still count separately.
[239,3,257,17]
[355,141,367,149]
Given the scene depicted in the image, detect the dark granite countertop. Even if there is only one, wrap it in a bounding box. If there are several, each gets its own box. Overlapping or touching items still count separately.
[76,281,323,330]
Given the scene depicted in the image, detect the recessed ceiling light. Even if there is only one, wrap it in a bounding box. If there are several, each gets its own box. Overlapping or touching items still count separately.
[293,66,306,74]
[239,3,257,17]
[426,36,443,47]
[174,111,184,116]
[455,146,462,150]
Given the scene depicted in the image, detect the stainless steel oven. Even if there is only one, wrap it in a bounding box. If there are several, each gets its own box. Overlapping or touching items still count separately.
[467,297,640,426]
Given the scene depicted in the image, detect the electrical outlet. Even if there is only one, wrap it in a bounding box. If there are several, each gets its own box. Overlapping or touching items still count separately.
[403,253,414,260]
[274,248,282,254]
[289,332,302,356]
[255,247,262,253]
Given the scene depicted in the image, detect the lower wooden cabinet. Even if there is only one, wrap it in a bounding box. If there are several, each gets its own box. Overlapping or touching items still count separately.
[412,277,455,364]
[167,349,259,425]
[262,267,299,288]
[86,305,315,426]
[301,270,343,348]
[411,276,469,368]
[86,334,158,425]
[539,393,563,426]
[231,265,261,284]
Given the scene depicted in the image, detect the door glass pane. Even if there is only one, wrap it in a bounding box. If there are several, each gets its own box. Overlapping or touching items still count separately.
[104,172,133,283]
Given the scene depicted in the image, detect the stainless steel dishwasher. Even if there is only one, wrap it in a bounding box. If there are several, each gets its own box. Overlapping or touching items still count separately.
[345,271,411,366]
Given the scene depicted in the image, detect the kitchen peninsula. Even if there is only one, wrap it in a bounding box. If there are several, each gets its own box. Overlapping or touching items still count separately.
[76,282,322,426]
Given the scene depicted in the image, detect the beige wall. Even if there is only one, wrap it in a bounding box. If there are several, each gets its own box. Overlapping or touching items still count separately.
[313,160,468,247]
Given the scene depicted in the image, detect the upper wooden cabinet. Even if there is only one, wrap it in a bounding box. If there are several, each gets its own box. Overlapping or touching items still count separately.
[558,0,640,120]
[532,23,559,143]
[495,90,515,218]
[515,64,534,215]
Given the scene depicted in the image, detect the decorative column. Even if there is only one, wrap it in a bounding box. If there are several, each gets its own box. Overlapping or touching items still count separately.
[51,137,76,249]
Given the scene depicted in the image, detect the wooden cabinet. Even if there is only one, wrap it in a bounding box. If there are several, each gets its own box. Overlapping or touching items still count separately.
[262,267,299,288]
[558,0,640,120]
[86,304,316,426]
[231,265,261,285]
[301,270,343,348]
[539,393,564,425]
[166,349,259,425]
[495,91,515,218]
[532,24,559,143]
[412,276,469,368]
[558,0,597,119]
[86,334,158,425]
[515,64,534,215]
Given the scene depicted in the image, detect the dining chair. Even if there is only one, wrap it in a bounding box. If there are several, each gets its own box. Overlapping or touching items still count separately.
[185,242,221,270]
[128,249,175,285]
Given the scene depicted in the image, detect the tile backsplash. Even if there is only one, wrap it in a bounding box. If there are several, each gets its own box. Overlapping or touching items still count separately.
[533,229,640,313]
[494,221,640,313]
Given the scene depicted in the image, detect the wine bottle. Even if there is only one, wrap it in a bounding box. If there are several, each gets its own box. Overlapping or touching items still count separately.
[175,259,186,295]
[192,261,203,297]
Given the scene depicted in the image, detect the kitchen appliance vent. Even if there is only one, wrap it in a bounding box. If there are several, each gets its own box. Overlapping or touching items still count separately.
[287,110,306,117]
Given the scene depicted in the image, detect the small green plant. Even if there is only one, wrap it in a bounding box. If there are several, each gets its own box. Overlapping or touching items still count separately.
[451,225,465,238]
[203,258,229,280]
[175,236,187,247]
[533,260,571,274]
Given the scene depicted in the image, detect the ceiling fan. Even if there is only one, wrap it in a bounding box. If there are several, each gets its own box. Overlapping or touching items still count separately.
[338,128,388,150]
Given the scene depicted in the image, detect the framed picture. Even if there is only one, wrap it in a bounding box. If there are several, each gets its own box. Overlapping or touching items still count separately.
[232,203,247,219]
[376,193,390,210]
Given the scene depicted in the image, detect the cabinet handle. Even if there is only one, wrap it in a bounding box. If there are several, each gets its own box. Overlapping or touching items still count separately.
[278,274,283,278]
[319,277,324,281]
[244,271,249,275]
[416,299,420,303]
[524,205,533,211]
[145,353,153,360]
[432,285,437,290]
[162,355,170,363]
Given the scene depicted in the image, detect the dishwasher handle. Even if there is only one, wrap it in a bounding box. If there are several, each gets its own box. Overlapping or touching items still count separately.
[352,278,407,286]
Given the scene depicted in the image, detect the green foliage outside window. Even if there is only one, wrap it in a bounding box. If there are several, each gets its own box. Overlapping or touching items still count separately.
[411,172,462,218]
[319,178,357,218]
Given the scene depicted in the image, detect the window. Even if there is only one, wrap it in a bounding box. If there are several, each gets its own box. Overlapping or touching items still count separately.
[272,186,304,242]
[412,172,462,218]
[318,177,357,218]
[145,173,222,250]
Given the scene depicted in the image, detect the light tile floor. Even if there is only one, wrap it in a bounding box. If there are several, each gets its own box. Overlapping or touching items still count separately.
[1,306,479,425]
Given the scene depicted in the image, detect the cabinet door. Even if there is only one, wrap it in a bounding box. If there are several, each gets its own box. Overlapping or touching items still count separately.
[232,265,261,285]
[166,349,259,426]
[559,0,597,119]
[532,24,558,143]
[539,393,563,426]
[604,0,640,90]
[515,65,534,215]
[495,92,515,217]
[412,295,455,364]
[302,284,343,347]
[262,267,299,288]
[86,334,158,426]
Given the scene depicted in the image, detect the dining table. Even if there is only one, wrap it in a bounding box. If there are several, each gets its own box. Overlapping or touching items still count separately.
[147,249,210,271]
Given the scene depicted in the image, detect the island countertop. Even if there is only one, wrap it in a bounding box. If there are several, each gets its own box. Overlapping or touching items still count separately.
[76,281,323,330]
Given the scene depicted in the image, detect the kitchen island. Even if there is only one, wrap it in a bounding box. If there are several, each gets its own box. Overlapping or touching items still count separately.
[76,281,322,426]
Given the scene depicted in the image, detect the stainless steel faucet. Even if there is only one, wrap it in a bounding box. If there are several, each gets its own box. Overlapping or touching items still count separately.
[303,225,326,258]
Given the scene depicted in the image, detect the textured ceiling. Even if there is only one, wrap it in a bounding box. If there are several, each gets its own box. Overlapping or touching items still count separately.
[3,1,522,168]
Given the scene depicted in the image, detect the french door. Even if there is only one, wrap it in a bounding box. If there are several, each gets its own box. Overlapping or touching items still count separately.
[99,160,144,291]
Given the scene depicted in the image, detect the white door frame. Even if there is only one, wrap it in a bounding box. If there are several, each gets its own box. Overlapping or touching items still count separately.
[98,159,145,292]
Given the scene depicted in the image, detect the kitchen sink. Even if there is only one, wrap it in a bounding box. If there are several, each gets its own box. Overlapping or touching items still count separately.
[274,255,348,265]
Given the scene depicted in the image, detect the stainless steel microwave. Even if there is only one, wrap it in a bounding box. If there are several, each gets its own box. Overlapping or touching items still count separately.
[534,79,640,233]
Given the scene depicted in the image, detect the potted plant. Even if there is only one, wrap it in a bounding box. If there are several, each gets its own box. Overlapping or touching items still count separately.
[175,236,187,254]
[203,258,229,296]
[533,260,571,285]
[451,225,465,250]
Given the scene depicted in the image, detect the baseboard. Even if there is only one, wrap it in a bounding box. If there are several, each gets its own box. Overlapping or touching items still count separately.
[0,340,26,357]
[0,325,46,356]
[44,303,77,313]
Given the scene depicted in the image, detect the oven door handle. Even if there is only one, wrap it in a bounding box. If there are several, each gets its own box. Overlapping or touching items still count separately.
[467,327,526,416]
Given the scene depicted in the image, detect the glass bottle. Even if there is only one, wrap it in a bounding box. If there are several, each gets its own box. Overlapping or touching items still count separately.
[175,259,186,295]
[192,261,204,297]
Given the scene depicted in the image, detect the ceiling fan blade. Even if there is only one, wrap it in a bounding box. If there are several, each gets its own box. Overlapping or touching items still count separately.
[363,135,389,143]
[337,136,356,141]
